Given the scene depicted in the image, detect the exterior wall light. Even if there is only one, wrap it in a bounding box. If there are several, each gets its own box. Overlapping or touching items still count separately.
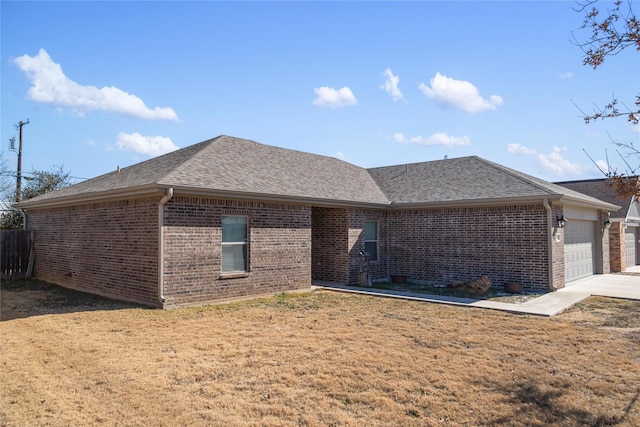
[604,218,612,229]
[557,216,567,228]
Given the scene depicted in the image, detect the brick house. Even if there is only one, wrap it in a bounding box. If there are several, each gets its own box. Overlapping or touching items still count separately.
[556,178,640,272]
[16,135,619,308]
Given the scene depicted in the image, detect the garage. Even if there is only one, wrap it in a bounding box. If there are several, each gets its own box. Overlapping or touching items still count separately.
[564,219,596,282]
[625,226,639,267]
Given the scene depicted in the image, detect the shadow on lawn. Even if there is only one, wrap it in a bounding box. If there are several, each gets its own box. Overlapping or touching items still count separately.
[480,379,638,425]
[0,279,145,321]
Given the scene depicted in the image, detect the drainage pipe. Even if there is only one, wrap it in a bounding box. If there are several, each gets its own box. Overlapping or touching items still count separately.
[543,198,556,290]
[158,188,174,306]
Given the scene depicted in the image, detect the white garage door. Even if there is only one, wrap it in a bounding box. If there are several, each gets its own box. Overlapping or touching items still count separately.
[625,227,638,267]
[565,220,596,282]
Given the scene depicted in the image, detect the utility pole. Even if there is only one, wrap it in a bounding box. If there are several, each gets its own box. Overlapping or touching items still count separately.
[15,119,29,202]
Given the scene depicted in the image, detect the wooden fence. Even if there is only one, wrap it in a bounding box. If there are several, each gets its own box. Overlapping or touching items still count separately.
[1,230,34,279]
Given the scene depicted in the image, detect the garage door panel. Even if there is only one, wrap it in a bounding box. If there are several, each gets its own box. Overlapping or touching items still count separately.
[565,220,596,282]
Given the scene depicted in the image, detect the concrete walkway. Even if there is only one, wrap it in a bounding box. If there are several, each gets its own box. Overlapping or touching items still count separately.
[313,270,639,317]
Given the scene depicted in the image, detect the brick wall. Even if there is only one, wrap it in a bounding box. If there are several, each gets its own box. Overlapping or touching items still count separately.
[311,207,349,282]
[163,196,311,307]
[347,209,388,284]
[26,194,605,306]
[388,204,550,291]
[27,197,161,306]
[608,221,624,272]
[311,207,388,284]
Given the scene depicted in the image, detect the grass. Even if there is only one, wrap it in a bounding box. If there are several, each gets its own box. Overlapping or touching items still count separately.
[1,279,639,426]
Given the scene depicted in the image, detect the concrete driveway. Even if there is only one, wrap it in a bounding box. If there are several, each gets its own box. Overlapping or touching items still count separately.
[559,270,640,300]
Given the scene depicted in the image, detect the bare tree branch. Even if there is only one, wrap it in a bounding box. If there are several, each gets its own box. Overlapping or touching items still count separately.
[575,0,640,199]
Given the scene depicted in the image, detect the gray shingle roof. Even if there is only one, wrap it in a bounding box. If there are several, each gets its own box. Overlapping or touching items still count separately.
[555,178,637,218]
[19,135,389,206]
[367,156,618,208]
[17,137,619,211]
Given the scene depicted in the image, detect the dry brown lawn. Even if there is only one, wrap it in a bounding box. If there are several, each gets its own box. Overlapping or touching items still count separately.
[1,280,639,426]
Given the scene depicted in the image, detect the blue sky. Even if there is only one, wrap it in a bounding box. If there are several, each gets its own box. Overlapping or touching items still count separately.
[1,1,638,189]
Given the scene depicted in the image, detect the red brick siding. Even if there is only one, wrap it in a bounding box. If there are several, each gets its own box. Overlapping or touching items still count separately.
[600,212,612,274]
[26,197,161,306]
[163,197,311,307]
[608,221,623,272]
[347,209,388,284]
[388,204,550,291]
[311,207,349,283]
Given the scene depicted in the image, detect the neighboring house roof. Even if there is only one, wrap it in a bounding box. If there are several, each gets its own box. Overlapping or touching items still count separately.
[555,178,640,221]
[16,135,620,211]
[368,156,618,209]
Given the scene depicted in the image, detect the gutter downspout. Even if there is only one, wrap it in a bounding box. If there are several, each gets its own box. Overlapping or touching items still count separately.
[158,188,174,306]
[543,198,555,291]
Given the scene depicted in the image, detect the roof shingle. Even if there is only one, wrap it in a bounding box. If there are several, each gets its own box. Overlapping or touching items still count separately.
[367,156,615,207]
[20,135,389,206]
[17,136,619,211]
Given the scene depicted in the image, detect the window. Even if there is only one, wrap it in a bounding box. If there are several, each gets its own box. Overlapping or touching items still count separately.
[364,221,378,262]
[221,215,248,273]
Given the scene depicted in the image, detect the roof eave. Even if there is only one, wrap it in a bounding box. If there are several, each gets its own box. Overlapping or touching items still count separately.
[14,184,165,210]
[388,195,564,209]
[558,195,620,211]
[15,187,619,213]
[170,186,391,208]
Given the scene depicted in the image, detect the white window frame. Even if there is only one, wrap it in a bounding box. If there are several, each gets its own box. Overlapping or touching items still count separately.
[221,215,249,273]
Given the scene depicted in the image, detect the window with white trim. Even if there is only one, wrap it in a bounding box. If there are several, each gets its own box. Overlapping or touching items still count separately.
[364,221,378,262]
[221,215,248,273]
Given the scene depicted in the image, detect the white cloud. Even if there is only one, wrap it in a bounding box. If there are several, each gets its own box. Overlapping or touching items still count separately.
[631,124,640,134]
[595,159,610,173]
[537,146,584,176]
[14,49,178,121]
[507,143,591,177]
[334,151,345,160]
[313,86,357,108]
[115,132,179,157]
[559,72,574,79]
[507,143,537,155]
[394,132,471,147]
[380,68,404,101]
[418,72,503,113]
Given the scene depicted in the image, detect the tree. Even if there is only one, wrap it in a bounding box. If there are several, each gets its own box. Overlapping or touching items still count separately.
[0,159,14,197]
[20,166,71,200]
[0,165,71,229]
[573,0,639,199]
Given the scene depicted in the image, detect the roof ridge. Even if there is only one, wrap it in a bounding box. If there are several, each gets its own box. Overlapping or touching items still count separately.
[157,136,222,183]
[472,156,557,196]
[367,155,474,171]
